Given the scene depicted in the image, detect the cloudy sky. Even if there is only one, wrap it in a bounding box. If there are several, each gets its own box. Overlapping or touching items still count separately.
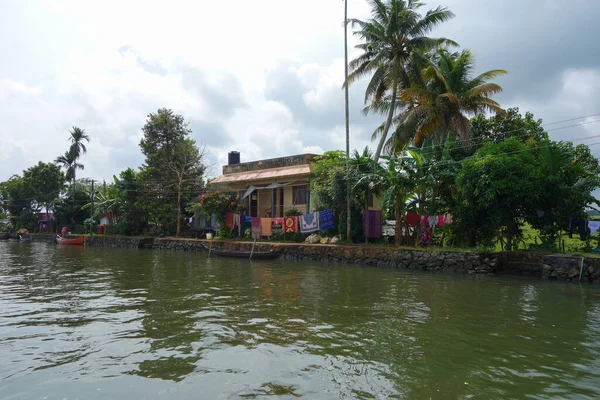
[1,0,599,182]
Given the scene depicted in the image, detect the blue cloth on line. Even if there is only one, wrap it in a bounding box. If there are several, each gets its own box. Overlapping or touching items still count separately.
[300,212,320,233]
[319,209,335,230]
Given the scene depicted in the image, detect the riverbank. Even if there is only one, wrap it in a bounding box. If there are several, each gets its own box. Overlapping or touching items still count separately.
[27,234,600,284]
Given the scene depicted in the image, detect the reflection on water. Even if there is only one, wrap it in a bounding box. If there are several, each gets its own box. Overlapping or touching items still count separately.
[1,242,600,399]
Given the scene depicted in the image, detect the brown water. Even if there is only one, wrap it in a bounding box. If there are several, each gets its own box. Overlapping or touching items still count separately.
[0,242,599,399]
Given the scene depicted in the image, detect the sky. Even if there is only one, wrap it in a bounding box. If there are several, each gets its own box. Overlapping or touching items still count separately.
[1,0,600,182]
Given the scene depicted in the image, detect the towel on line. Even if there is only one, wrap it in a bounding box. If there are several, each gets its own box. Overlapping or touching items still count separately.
[319,209,335,230]
[589,220,600,236]
[251,217,262,240]
[225,212,234,229]
[405,211,420,227]
[283,216,298,233]
[261,218,273,237]
[300,212,319,233]
[363,210,382,239]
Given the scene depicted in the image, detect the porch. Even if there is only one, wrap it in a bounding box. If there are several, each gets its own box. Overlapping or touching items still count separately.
[241,184,310,218]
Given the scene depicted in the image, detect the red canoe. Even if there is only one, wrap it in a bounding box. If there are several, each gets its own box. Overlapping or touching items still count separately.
[56,236,84,245]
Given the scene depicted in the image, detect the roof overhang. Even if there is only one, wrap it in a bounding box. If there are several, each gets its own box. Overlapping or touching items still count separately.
[211,164,312,186]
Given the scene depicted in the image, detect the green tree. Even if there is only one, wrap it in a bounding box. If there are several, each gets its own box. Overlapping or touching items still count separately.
[469,107,548,154]
[528,141,600,248]
[348,0,455,162]
[0,175,31,227]
[54,180,92,229]
[140,108,189,160]
[22,162,65,224]
[398,49,506,149]
[139,109,205,236]
[310,151,365,241]
[166,139,205,237]
[454,138,542,250]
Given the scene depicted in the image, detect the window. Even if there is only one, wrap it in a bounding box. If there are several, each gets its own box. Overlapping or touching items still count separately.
[293,186,307,205]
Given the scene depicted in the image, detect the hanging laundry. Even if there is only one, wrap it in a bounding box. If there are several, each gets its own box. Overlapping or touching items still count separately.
[405,211,420,227]
[233,214,241,233]
[273,218,283,225]
[589,220,600,236]
[569,219,587,240]
[438,215,445,227]
[283,216,298,233]
[225,212,234,229]
[245,216,252,223]
[260,218,273,237]
[210,214,219,229]
[444,214,453,225]
[419,216,433,247]
[300,212,320,233]
[319,209,335,230]
[427,215,437,229]
[363,210,382,239]
[188,217,193,223]
[251,217,262,240]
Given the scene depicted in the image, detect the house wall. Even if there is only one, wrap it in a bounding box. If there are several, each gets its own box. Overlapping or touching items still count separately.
[369,195,382,211]
[258,189,272,218]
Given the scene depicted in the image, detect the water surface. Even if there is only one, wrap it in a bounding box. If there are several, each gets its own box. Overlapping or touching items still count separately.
[1,242,599,399]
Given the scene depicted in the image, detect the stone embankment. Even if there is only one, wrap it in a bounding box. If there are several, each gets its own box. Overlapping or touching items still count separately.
[27,234,600,284]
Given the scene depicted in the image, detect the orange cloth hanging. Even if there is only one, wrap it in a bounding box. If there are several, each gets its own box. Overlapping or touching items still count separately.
[260,218,273,237]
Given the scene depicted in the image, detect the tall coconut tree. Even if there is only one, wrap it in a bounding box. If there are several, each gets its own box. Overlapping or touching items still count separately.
[68,126,90,161]
[54,151,83,184]
[399,49,507,148]
[347,0,455,162]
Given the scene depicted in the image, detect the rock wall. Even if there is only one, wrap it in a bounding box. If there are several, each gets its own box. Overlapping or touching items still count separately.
[25,234,600,283]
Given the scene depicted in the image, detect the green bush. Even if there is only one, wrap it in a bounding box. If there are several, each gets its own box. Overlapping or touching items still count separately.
[285,208,302,217]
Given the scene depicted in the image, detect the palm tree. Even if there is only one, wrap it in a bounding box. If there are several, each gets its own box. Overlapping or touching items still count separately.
[399,49,507,148]
[68,126,90,160]
[347,0,455,162]
[54,151,83,184]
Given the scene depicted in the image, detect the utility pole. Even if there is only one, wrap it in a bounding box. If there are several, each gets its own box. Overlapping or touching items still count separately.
[90,179,95,235]
[90,179,94,220]
[344,0,352,242]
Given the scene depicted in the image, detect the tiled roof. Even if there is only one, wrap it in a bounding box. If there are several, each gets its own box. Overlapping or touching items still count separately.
[211,164,312,184]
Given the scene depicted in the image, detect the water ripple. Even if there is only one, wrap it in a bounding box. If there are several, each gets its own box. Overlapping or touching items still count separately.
[0,242,599,399]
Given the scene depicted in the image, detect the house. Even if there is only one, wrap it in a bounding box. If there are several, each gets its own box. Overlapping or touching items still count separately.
[211,152,315,218]
[211,152,381,218]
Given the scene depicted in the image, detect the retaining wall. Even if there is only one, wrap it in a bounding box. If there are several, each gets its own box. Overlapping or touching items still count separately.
[26,234,600,284]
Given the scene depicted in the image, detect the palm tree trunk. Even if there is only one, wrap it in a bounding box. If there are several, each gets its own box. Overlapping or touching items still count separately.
[373,81,397,163]
[344,0,352,242]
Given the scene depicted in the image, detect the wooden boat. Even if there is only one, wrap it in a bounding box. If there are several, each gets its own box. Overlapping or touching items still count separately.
[56,235,85,245]
[199,242,280,260]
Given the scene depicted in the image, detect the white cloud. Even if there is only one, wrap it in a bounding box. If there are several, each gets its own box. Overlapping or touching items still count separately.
[1,0,600,184]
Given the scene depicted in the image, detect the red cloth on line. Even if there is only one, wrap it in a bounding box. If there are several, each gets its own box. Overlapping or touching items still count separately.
[405,212,420,227]
[438,215,445,227]
[225,212,234,229]
[283,216,298,233]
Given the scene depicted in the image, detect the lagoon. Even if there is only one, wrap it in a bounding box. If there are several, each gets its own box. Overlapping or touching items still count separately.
[1,242,599,399]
